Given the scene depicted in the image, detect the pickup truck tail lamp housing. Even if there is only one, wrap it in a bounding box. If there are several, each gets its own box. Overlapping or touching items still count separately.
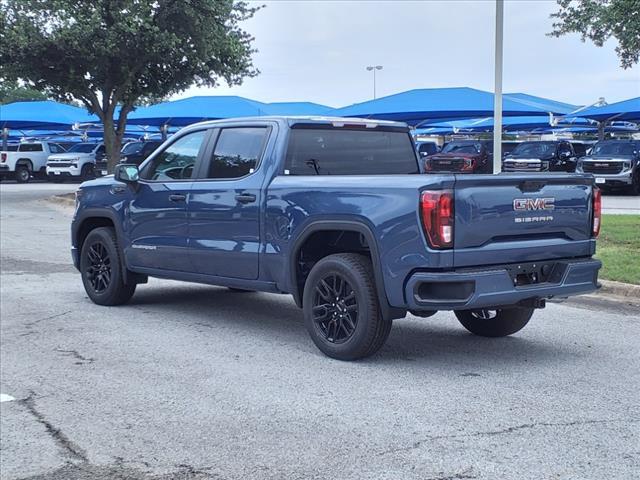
[1,153,6,162]
[420,190,454,249]
[592,187,602,237]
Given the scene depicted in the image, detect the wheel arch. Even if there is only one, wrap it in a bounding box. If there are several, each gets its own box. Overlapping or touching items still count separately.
[16,158,33,170]
[288,219,405,321]
[73,208,131,283]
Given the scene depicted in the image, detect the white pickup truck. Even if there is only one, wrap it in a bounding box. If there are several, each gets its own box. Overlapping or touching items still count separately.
[0,141,67,183]
[46,143,105,181]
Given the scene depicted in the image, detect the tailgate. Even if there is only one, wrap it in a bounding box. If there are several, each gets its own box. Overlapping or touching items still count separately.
[453,174,595,267]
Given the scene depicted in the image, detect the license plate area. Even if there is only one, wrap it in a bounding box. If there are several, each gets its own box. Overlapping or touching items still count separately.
[505,261,565,286]
[595,177,606,184]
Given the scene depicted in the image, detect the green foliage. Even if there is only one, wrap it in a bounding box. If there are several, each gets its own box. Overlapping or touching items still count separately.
[596,214,640,284]
[0,0,260,168]
[549,0,640,69]
[0,79,49,104]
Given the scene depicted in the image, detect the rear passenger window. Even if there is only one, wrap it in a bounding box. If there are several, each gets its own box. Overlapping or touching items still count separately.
[18,144,43,152]
[207,127,267,179]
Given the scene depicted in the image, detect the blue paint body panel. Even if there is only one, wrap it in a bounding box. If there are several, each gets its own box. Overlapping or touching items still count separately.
[71,117,601,314]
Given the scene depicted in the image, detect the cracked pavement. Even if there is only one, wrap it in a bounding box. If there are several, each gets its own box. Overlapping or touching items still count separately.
[1,182,639,479]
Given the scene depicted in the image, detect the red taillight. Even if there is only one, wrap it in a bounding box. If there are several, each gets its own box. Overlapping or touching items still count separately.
[420,190,454,249]
[592,187,602,237]
[1,153,6,162]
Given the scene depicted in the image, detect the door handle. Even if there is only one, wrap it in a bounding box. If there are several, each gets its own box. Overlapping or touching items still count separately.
[235,193,256,204]
[169,194,187,202]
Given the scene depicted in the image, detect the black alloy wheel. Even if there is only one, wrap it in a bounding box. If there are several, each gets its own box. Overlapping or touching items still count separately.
[85,241,112,294]
[80,227,136,305]
[312,273,358,344]
[303,253,392,360]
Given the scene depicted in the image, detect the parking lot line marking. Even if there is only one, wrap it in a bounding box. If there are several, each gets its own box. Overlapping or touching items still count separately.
[0,394,16,403]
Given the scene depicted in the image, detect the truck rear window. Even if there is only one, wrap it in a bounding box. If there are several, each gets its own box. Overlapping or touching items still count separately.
[284,128,419,175]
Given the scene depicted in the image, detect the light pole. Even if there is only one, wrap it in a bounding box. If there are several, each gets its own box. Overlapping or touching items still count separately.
[366,65,383,99]
[492,0,504,174]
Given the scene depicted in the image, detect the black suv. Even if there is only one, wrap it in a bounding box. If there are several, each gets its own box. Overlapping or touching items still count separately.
[95,140,163,176]
[576,140,640,195]
[502,140,577,173]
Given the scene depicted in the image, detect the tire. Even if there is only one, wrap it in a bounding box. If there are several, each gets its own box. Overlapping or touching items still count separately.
[80,227,136,306]
[81,163,95,181]
[15,165,31,183]
[303,253,392,360]
[454,307,534,337]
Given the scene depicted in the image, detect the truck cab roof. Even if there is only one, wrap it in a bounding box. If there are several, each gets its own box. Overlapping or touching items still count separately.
[181,116,410,131]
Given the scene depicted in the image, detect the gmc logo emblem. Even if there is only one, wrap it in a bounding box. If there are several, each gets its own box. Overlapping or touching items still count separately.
[513,198,555,211]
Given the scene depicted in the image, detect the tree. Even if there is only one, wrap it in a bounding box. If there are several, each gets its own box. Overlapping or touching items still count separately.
[0,0,259,171]
[549,0,640,69]
[0,79,49,104]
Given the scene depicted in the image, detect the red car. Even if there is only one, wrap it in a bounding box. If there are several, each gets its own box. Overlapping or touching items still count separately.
[424,140,493,174]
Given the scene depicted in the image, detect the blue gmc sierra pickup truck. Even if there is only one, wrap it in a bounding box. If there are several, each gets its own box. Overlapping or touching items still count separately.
[72,116,602,360]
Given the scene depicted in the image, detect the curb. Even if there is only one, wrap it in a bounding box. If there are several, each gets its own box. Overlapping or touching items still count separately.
[598,279,640,299]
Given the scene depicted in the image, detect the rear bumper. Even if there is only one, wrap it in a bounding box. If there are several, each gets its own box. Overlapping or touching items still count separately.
[404,257,601,310]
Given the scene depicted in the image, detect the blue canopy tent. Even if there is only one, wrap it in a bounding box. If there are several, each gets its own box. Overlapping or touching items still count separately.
[331,87,570,126]
[263,102,334,116]
[1,100,97,149]
[503,93,579,115]
[126,96,270,127]
[577,97,640,122]
[0,100,97,129]
[418,115,593,134]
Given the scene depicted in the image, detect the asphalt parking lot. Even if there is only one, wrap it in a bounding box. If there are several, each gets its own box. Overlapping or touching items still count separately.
[1,182,639,480]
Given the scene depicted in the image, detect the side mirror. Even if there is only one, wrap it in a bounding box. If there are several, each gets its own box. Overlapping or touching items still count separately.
[114,164,139,183]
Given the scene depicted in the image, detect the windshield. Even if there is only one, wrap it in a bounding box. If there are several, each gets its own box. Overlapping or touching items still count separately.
[441,142,480,154]
[122,142,144,155]
[511,142,555,157]
[68,143,97,153]
[591,143,636,156]
[285,127,419,175]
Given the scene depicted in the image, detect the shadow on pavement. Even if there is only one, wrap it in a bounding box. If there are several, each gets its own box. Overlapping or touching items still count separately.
[125,283,577,369]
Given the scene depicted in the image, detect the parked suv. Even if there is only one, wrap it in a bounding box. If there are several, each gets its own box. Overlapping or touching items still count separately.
[72,117,601,360]
[502,140,577,173]
[95,140,163,176]
[0,141,66,183]
[424,140,492,174]
[46,143,105,181]
[576,140,640,195]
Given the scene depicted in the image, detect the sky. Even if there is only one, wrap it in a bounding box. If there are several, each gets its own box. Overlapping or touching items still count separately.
[178,0,640,108]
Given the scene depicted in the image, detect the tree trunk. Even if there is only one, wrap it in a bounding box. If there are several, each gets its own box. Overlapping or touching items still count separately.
[103,116,123,173]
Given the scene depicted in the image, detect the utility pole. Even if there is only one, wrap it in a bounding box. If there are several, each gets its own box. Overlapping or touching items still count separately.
[366,65,383,99]
[493,0,504,174]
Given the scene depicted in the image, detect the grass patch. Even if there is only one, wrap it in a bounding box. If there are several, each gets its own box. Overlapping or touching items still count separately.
[596,214,640,284]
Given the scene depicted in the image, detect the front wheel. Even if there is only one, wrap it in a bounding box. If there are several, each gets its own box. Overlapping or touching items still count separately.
[454,307,534,337]
[15,165,31,183]
[303,253,392,360]
[81,163,95,181]
[80,227,136,306]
